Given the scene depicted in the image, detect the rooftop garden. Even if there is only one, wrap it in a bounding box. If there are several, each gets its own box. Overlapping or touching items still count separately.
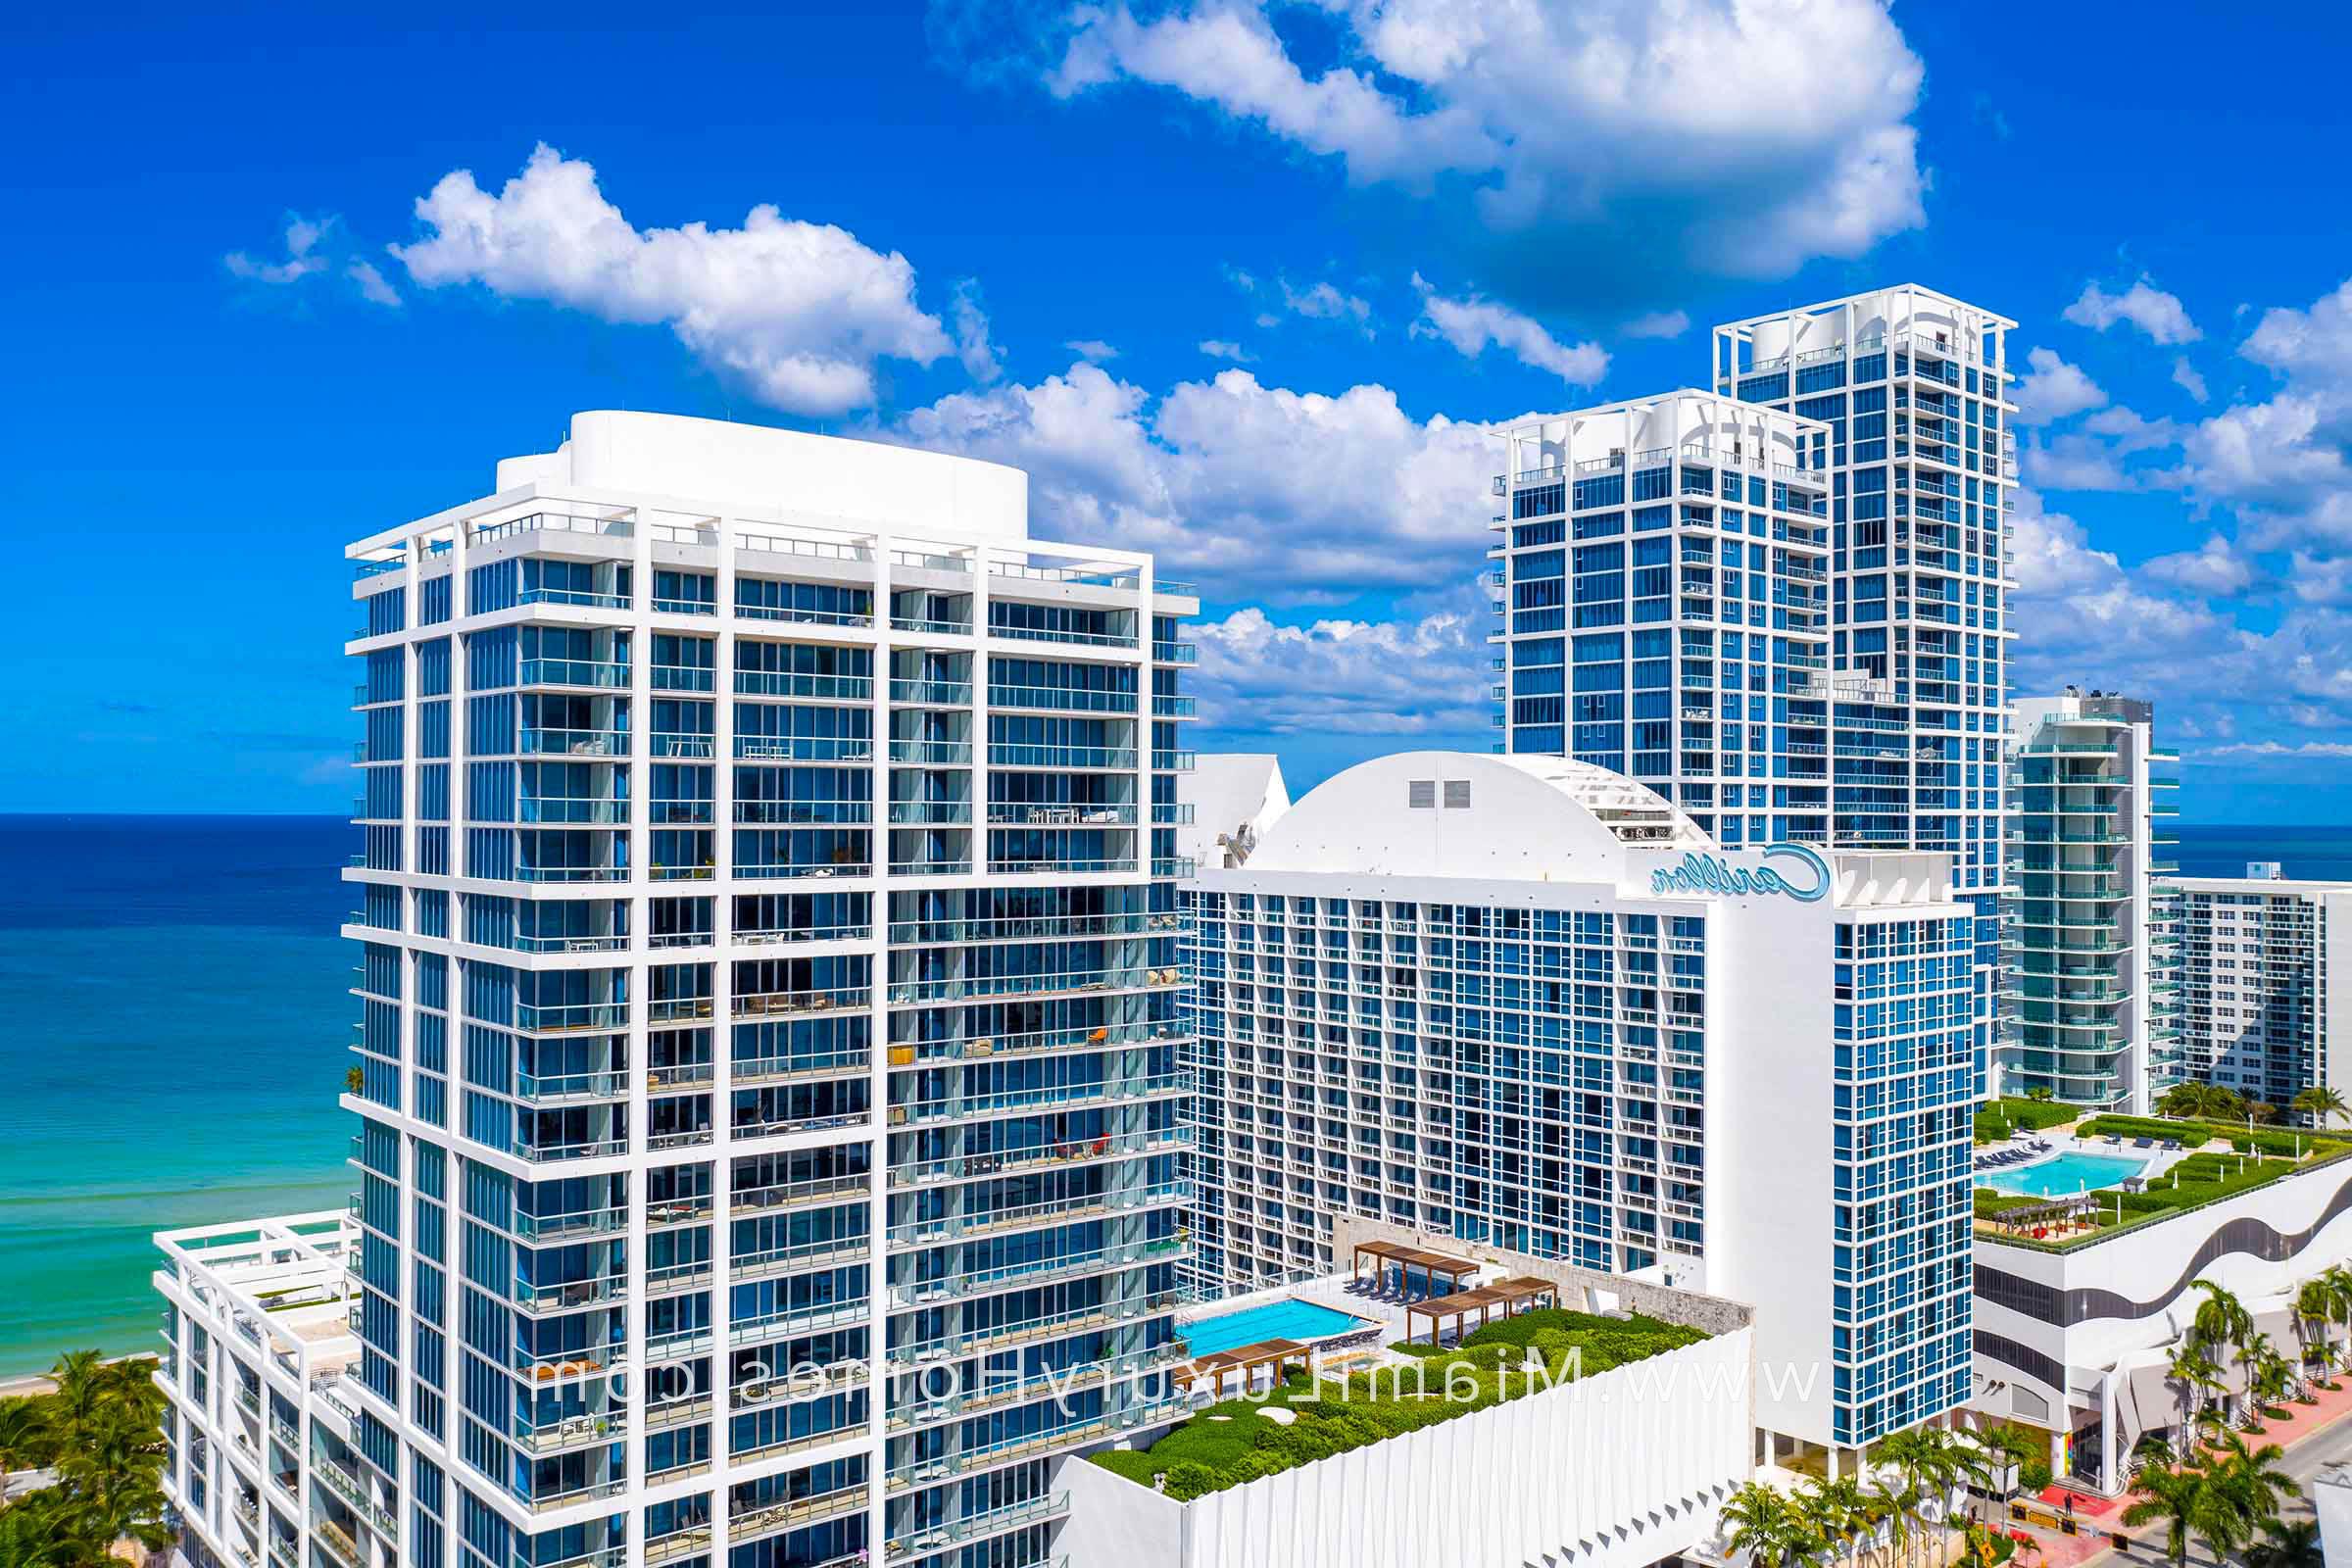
[1976,1114,2352,1250]
[1089,1308,1708,1500]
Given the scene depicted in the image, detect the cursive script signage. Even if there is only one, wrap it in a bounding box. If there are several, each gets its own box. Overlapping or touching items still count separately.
[1648,842,1830,902]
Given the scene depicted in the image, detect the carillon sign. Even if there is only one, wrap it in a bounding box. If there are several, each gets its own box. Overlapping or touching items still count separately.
[1648,842,1831,902]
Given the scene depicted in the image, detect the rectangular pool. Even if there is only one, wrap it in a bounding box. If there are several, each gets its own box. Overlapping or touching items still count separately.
[1979,1151,2147,1199]
[1179,1298,1373,1358]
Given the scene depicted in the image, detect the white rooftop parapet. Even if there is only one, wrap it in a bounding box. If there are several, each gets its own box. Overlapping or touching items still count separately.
[496,410,1029,539]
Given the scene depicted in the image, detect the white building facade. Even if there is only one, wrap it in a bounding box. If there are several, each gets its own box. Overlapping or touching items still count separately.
[1182,751,1977,1453]
[2168,870,2352,1109]
[2002,692,2181,1112]
[318,413,1200,1568]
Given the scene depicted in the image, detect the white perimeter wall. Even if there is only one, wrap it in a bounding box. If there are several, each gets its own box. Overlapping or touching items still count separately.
[1061,1327,1753,1568]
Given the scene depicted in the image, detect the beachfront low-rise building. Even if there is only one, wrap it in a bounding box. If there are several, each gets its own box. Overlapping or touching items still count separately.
[2166,866,2352,1112]
[152,1212,371,1568]
[1182,749,1979,1462]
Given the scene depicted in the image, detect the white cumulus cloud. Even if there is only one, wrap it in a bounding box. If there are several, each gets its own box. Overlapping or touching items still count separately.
[389,143,966,416]
[1001,0,1928,296]
[894,361,1492,595]
[2011,347,2106,425]
[2063,276,2201,345]
[1411,274,1606,386]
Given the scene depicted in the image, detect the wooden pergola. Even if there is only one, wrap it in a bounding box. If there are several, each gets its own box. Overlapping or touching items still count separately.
[1188,1338,1313,1399]
[1404,1275,1559,1346]
[1349,1240,1480,1302]
[1979,1192,2103,1242]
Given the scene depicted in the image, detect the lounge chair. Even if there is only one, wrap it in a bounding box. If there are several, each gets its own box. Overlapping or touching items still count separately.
[2132,1138,2154,1150]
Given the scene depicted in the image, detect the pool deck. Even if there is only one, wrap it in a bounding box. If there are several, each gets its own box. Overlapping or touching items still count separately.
[1973,1127,2196,1192]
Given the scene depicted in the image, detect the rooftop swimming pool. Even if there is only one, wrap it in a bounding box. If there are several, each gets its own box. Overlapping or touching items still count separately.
[1978,1150,2148,1199]
[1178,1298,1373,1358]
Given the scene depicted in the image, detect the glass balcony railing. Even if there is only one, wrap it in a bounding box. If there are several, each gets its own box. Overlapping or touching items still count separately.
[519,659,630,689]
[889,740,971,765]
[514,1002,630,1032]
[987,685,1140,714]
[889,678,972,706]
[520,728,628,758]
[987,744,1137,770]
[734,672,872,701]
[734,735,874,762]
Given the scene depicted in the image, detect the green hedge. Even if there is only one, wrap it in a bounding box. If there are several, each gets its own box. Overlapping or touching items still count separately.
[1094,1308,1705,1498]
[2075,1114,2343,1161]
[1975,1097,2079,1145]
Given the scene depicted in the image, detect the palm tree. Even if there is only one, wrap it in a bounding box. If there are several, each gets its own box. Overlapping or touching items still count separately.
[0,1397,50,1500]
[1874,1429,1963,1568]
[1723,1480,1806,1568]
[2121,1459,2213,1566]
[0,1494,101,1568]
[2158,1083,2205,1120]
[2294,1276,2336,1378]
[2324,1264,2352,1376]
[2239,1333,2294,1418]
[1865,1470,1913,1568]
[2244,1517,2325,1568]
[1973,1423,2035,1503]
[2207,1430,2299,1542]
[2188,1082,2245,1123]
[2293,1085,2348,1131]
[2168,1343,2225,1448]
[1801,1475,1879,1568]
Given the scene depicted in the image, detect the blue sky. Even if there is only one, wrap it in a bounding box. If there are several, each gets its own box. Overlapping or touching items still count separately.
[9,0,2352,818]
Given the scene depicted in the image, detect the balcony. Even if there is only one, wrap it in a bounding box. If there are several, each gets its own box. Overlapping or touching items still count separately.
[987,743,1137,770]
[519,659,630,690]
[732,987,869,1019]
[515,1002,629,1033]
[737,736,873,762]
[520,728,628,758]
[890,678,973,706]
[889,739,972,765]
[734,672,872,701]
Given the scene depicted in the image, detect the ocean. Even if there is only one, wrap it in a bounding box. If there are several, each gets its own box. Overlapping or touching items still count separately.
[0,814,2345,1378]
[0,815,354,1379]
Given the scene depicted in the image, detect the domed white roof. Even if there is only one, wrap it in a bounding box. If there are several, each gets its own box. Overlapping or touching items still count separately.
[1244,751,1713,882]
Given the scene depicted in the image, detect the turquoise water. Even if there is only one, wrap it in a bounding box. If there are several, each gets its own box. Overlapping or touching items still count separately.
[1980,1152,2148,1199]
[1180,1299,1370,1357]
[0,816,354,1378]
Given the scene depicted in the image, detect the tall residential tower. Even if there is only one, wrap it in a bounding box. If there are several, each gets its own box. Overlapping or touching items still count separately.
[2001,691,2181,1111]
[154,413,1202,1568]
[1496,287,2016,1096]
